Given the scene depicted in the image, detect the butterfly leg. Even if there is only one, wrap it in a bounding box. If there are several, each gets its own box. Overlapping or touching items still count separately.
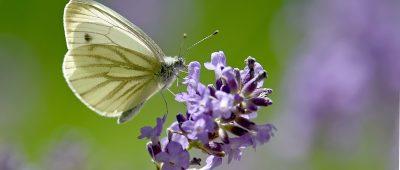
[175,73,185,93]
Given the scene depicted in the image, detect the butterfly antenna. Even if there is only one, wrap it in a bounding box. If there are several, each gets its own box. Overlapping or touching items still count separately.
[183,30,219,55]
[178,33,187,58]
[160,91,169,117]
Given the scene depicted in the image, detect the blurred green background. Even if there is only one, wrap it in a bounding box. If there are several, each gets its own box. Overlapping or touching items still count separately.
[0,0,397,170]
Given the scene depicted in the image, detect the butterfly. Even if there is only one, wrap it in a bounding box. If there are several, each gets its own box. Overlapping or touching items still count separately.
[62,0,185,124]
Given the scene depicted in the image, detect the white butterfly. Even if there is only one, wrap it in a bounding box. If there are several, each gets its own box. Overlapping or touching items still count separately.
[63,0,185,123]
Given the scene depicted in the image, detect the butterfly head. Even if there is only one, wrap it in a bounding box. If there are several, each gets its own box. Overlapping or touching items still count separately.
[173,56,186,71]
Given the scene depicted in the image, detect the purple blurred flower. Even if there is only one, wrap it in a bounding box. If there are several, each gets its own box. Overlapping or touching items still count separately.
[272,0,399,168]
[45,136,89,170]
[0,146,25,170]
[140,51,276,169]
[155,141,190,170]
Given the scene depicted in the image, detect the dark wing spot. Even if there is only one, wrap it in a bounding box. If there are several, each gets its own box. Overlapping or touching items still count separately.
[84,33,92,42]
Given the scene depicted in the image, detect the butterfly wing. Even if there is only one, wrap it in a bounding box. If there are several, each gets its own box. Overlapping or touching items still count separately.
[64,0,165,60]
[63,0,164,119]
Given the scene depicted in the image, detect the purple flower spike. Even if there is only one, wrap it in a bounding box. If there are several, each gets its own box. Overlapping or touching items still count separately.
[155,141,190,170]
[141,51,276,170]
[181,115,215,143]
[205,51,226,78]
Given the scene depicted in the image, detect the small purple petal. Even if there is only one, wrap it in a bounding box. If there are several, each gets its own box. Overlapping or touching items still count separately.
[154,152,169,163]
[204,51,226,71]
[155,141,190,170]
[138,115,166,142]
[213,91,234,119]
[166,142,184,156]
[181,115,214,143]
[138,127,153,139]
[205,51,227,78]
[175,92,188,102]
[204,62,216,70]
[183,61,201,86]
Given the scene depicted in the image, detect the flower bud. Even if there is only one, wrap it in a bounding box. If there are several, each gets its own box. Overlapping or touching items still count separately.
[234,68,241,88]
[208,84,216,97]
[216,79,223,90]
[235,116,256,131]
[234,94,244,104]
[242,79,257,97]
[221,85,231,93]
[251,88,273,98]
[255,71,267,82]
[147,142,161,159]
[251,97,273,107]
[246,102,258,112]
[223,124,249,136]
[176,113,186,124]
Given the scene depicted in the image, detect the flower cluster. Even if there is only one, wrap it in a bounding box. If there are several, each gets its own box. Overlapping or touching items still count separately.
[139,51,276,170]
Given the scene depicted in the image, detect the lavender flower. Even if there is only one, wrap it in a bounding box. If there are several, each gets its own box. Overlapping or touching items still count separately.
[139,52,276,170]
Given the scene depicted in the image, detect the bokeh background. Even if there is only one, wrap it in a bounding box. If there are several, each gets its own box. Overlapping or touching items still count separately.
[0,0,398,169]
